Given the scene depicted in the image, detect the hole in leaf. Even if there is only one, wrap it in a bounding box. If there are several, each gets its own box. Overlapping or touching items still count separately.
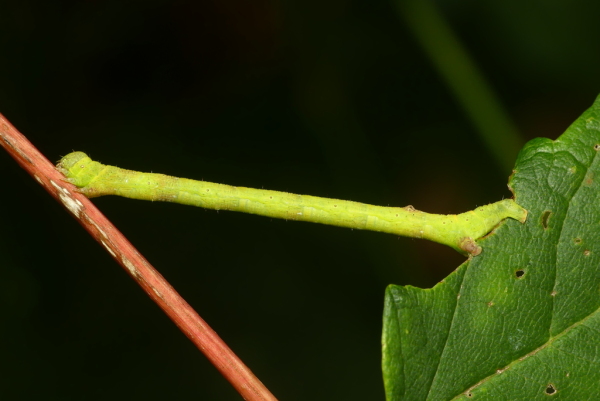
[574,237,582,245]
[541,211,551,229]
[595,144,600,151]
[545,384,556,395]
[515,269,525,278]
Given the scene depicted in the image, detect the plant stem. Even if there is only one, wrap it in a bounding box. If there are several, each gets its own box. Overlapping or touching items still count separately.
[0,116,278,401]
[395,0,524,173]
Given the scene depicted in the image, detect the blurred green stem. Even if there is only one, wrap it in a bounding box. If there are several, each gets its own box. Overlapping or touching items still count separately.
[395,0,523,173]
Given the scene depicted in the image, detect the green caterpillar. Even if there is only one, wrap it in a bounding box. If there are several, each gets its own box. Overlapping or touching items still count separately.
[57,151,527,255]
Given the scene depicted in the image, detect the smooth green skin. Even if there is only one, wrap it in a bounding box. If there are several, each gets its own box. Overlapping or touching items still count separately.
[383,94,600,400]
[57,152,526,255]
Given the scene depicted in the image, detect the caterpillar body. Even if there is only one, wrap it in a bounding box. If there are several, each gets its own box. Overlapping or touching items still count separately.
[58,151,527,255]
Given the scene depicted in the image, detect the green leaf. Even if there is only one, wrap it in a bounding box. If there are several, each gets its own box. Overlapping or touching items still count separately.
[382,95,600,400]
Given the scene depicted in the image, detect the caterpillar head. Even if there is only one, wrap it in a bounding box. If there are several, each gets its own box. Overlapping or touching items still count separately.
[57,151,99,188]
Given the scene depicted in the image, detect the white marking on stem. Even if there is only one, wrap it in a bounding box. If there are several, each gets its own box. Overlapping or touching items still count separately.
[101,240,116,257]
[51,180,83,218]
[152,287,164,300]
[122,258,139,278]
[87,218,108,240]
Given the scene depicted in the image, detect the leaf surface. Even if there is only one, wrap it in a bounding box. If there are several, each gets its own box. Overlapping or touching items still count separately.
[383,96,600,400]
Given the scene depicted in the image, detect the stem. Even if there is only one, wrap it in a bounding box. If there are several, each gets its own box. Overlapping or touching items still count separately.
[0,116,278,401]
[395,0,524,173]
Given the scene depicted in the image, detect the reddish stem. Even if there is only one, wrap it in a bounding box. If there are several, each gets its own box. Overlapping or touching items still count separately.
[0,114,278,401]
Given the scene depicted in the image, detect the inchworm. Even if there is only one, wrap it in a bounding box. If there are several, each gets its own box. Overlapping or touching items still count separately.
[57,151,527,255]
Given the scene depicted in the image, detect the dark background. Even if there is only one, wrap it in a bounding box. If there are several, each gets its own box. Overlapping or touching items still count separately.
[1,0,598,399]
